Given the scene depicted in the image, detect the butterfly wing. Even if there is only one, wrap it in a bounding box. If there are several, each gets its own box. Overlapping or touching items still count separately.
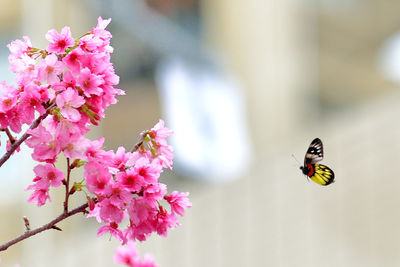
[309,164,335,186]
[304,138,324,165]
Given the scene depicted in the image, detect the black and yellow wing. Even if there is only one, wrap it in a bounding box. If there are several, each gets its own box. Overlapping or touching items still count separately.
[300,138,335,186]
[309,164,335,186]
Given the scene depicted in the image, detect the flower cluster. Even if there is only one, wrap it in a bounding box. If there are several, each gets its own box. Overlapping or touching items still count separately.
[2,18,121,136]
[10,17,121,205]
[114,241,158,267]
[26,163,64,206]
[0,17,191,245]
[89,120,191,243]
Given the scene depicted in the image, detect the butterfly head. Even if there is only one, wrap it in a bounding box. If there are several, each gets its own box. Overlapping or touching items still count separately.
[300,165,309,175]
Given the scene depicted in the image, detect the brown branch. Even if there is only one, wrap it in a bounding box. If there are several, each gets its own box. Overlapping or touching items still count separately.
[0,202,89,252]
[4,128,16,144]
[64,158,71,213]
[0,104,54,168]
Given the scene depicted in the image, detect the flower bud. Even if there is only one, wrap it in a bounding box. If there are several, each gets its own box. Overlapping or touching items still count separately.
[87,196,95,211]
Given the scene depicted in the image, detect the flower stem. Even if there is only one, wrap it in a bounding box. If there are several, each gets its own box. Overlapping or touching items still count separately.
[64,158,71,213]
[4,128,15,144]
[0,202,89,252]
[0,104,54,168]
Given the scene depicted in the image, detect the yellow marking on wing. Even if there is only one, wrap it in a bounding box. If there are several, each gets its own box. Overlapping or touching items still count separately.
[311,172,328,185]
[311,164,334,185]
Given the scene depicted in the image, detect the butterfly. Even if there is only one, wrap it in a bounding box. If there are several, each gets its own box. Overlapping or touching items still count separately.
[299,138,335,186]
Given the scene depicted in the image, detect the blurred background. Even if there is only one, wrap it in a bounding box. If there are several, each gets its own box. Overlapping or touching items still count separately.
[2,0,400,266]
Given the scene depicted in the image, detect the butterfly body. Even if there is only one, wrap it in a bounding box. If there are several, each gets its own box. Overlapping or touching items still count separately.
[300,138,335,186]
[300,164,314,176]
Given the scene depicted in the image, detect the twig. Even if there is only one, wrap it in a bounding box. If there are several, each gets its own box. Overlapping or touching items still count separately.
[64,158,71,213]
[0,104,54,168]
[0,202,89,252]
[4,128,16,144]
[23,216,30,231]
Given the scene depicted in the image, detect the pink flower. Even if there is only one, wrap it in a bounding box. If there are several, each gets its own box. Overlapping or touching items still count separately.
[46,26,75,53]
[124,220,154,242]
[116,170,142,192]
[164,191,191,216]
[150,120,173,145]
[152,207,179,237]
[26,124,52,147]
[62,136,89,159]
[84,160,112,194]
[111,147,135,171]
[62,48,84,74]
[98,222,125,243]
[26,125,61,163]
[143,183,167,201]
[128,197,157,226]
[114,241,139,267]
[28,129,61,162]
[78,17,113,53]
[7,36,33,74]
[87,204,102,222]
[25,167,54,207]
[31,141,61,163]
[105,182,132,207]
[132,157,161,185]
[114,241,158,267]
[26,188,50,207]
[151,143,174,170]
[0,94,17,113]
[0,81,18,96]
[78,34,102,52]
[11,54,37,79]
[54,117,88,148]
[33,163,64,187]
[7,36,32,57]
[84,137,112,162]
[19,84,47,124]
[98,198,124,223]
[4,107,24,133]
[102,64,120,85]
[53,70,76,92]
[38,54,64,84]
[77,67,103,96]
[56,87,85,122]
[94,17,112,32]
[140,256,158,267]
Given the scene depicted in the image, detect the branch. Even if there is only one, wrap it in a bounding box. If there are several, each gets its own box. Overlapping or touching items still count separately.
[0,104,54,168]
[4,128,16,144]
[0,202,89,252]
[64,158,71,213]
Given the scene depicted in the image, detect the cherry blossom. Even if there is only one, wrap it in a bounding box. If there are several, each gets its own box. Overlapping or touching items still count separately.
[45,26,74,53]
[56,87,85,122]
[0,17,191,267]
[114,241,158,267]
[164,191,192,216]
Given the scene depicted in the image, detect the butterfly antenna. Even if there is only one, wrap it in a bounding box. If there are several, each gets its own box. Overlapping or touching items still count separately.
[291,154,301,165]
